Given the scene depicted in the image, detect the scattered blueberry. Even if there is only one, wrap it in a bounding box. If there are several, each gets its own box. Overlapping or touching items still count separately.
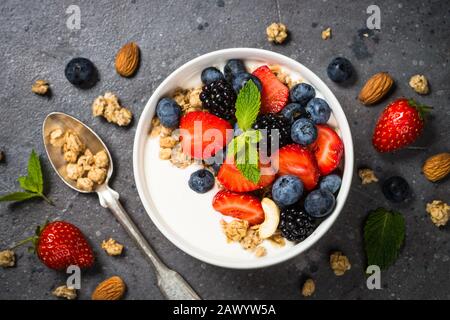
[289,83,316,105]
[327,57,353,83]
[306,98,331,124]
[64,57,98,88]
[382,176,410,203]
[224,59,247,82]
[291,118,317,146]
[304,189,336,218]
[280,103,309,123]
[320,174,342,194]
[201,67,225,85]
[156,98,181,128]
[232,72,262,93]
[272,175,304,207]
[188,169,215,193]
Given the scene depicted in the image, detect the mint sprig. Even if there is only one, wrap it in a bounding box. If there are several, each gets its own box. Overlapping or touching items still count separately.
[0,150,53,205]
[364,208,405,270]
[227,80,262,183]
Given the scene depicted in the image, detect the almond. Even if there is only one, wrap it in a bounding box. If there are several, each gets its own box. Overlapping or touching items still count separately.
[422,152,450,182]
[358,72,394,105]
[91,276,126,300]
[115,42,140,77]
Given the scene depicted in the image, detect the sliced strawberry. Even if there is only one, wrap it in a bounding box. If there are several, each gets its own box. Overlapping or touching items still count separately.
[309,124,344,175]
[252,65,289,114]
[217,155,275,192]
[212,190,265,225]
[179,111,233,159]
[271,144,320,190]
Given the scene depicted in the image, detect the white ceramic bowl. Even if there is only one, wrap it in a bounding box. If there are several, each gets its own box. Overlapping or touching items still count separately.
[133,48,354,269]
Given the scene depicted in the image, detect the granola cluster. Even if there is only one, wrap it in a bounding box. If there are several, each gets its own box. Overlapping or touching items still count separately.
[321,27,332,40]
[301,278,315,297]
[409,74,429,95]
[266,22,288,44]
[358,168,378,185]
[31,79,49,95]
[426,200,449,227]
[49,128,109,192]
[52,285,77,300]
[269,65,299,89]
[101,238,124,256]
[330,251,351,276]
[172,87,203,114]
[92,92,133,126]
[0,250,15,268]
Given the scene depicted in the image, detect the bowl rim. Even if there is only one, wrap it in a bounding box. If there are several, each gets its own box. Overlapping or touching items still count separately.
[133,48,354,269]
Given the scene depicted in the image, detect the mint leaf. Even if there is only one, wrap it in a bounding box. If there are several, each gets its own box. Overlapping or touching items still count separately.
[18,176,40,193]
[364,208,405,270]
[235,80,261,131]
[233,130,261,183]
[27,150,43,193]
[0,192,41,202]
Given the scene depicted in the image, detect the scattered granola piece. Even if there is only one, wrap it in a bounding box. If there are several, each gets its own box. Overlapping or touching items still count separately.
[159,147,172,160]
[240,227,262,251]
[301,278,315,297]
[268,65,299,88]
[76,177,94,192]
[92,92,133,126]
[330,251,351,276]
[169,143,192,168]
[94,150,109,169]
[66,163,84,180]
[409,74,429,95]
[188,87,203,109]
[150,117,162,137]
[87,167,107,184]
[358,168,378,184]
[255,246,267,257]
[266,22,288,44]
[160,136,177,149]
[221,219,249,242]
[52,285,77,300]
[321,27,332,40]
[101,238,124,256]
[426,200,449,227]
[31,79,49,95]
[0,250,15,268]
[268,233,286,247]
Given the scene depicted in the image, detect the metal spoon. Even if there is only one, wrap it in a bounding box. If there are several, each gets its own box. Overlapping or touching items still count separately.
[42,112,200,300]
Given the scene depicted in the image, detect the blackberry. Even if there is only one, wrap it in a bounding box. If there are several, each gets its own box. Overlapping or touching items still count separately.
[200,80,236,120]
[280,206,315,242]
[252,113,291,155]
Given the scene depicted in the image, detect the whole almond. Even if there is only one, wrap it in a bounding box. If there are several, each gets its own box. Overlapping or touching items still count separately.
[115,42,140,77]
[358,72,394,105]
[91,276,126,300]
[422,152,450,182]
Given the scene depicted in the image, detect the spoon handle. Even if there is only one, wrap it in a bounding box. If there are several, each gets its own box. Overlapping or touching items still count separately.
[97,185,200,300]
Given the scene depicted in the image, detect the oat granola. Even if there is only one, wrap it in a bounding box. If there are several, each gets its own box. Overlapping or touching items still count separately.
[321,27,332,40]
[409,74,429,95]
[358,168,378,185]
[92,92,133,126]
[266,22,288,44]
[330,251,351,276]
[52,285,77,300]
[0,250,15,268]
[302,279,315,297]
[221,219,249,242]
[426,200,449,227]
[31,79,49,95]
[101,238,124,256]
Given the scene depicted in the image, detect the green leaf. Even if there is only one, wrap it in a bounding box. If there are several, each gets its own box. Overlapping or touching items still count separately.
[364,208,405,270]
[0,192,41,202]
[18,176,40,193]
[26,150,43,193]
[235,80,261,131]
[234,131,261,183]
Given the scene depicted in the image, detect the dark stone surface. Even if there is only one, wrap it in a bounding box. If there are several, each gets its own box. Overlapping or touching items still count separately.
[0,0,449,300]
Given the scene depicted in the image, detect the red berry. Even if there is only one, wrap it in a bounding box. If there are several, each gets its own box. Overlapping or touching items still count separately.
[372,98,430,152]
[36,221,94,270]
[271,144,320,190]
[217,155,275,192]
[252,65,289,114]
[212,190,265,225]
[179,111,233,159]
[309,124,344,175]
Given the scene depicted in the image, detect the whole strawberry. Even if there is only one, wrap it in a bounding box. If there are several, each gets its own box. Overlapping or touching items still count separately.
[372,98,431,152]
[18,221,94,270]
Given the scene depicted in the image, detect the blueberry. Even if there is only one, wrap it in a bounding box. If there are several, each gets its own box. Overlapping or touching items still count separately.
[280,103,309,123]
[304,189,336,218]
[201,67,225,85]
[188,169,215,193]
[64,57,98,88]
[232,72,262,93]
[320,174,342,194]
[327,57,353,83]
[224,59,247,82]
[272,175,304,207]
[382,176,410,203]
[204,148,226,174]
[306,98,331,124]
[290,83,316,105]
[234,122,243,136]
[156,98,181,128]
[291,118,317,146]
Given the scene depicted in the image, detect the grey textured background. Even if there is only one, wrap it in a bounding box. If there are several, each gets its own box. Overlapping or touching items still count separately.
[0,0,449,300]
